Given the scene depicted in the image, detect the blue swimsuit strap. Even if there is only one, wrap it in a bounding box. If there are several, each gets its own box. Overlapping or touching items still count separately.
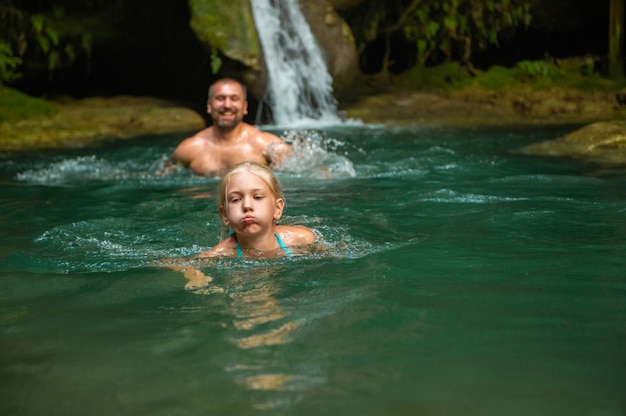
[233,233,293,258]
[275,233,293,256]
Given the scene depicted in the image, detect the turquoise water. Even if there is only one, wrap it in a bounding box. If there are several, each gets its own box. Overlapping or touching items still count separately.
[1,124,625,415]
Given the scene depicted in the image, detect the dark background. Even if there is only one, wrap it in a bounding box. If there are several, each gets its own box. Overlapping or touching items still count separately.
[7,0,611,110]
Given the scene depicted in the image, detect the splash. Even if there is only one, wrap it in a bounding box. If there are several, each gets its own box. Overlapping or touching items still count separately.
[15,156,127,186]
[278,130,356,179]
[250,0,343,126]
[14,154,211,187]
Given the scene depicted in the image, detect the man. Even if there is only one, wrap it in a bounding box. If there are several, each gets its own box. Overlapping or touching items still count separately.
[164,78,292,176]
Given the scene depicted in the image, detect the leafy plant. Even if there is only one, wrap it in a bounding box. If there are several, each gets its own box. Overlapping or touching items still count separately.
[347,0,532,78]
[515,59,562,79]
[0,85,56,123]
[467,58,619,92]
[0,2,98,83]
[210,47,222,75]
[474,64,518,89]
[404,0,532,68]
[0,42,22,83]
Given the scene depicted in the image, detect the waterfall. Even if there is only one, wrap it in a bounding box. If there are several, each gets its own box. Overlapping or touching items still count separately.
[250,0,343,126]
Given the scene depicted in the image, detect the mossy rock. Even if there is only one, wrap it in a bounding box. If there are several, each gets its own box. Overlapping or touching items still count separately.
[520,120,626,167]
[0,95,205,151]
[188,0,260,69]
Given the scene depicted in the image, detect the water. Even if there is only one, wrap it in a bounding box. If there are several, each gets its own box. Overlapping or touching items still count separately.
[1,123,625,415]
[251,0,342,126]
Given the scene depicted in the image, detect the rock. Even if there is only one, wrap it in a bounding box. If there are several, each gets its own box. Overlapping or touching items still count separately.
[0,96,205,151]
[520,120,626,167]
[299,0,359,93]
[188,0,261,70]
[340,91,515,124]
[186,0,359,97]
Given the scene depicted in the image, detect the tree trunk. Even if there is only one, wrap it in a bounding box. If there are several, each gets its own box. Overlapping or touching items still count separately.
[609,0,624,79]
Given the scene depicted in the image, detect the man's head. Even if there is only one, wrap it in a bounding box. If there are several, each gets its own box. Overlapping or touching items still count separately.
[207,78,248,130]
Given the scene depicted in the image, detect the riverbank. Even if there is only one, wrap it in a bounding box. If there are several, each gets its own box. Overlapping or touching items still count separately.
[0,85,624,152]
[0,96,205,152]
[339,84,623,125]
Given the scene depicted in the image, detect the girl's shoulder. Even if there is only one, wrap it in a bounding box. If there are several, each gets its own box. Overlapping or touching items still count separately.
[198,234,237,258]
[276,225,317,246]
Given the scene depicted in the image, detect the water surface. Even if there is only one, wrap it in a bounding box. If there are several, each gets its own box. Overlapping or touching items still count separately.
[1,124,625,415]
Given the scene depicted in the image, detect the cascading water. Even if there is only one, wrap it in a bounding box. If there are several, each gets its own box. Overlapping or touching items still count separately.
[250,0,343,126]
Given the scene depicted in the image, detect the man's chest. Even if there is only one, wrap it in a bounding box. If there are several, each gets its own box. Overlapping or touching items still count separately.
[196,144,267,171]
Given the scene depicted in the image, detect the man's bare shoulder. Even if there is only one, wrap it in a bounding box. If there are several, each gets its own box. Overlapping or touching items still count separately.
[167,128,215,168]
[242,123,283,144]
[239,124,292,168]
[180,127,217,147]
[174,128,216,153]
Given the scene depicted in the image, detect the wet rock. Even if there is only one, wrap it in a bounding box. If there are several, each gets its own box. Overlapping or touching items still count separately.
[186,0,359,97]
[299,0,359,92]
[520,120,626,167]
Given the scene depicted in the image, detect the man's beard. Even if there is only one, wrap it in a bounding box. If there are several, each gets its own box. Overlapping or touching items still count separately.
[214,113,242,130]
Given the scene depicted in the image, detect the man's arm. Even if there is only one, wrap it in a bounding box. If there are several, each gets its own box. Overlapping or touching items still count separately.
[170,137,198,168]
[260,132,294,170]
[156,139,192,174]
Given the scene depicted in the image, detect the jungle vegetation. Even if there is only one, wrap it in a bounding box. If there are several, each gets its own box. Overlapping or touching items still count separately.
[0,0,621,122]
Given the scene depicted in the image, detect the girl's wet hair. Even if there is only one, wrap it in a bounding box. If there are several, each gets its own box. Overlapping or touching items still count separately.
[217,162,284,211]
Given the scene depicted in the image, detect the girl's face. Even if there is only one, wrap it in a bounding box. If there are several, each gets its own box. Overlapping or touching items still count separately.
[221,171,284,235]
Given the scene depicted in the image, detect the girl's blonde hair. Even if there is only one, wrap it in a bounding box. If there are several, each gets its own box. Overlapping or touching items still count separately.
[217,162,284,211]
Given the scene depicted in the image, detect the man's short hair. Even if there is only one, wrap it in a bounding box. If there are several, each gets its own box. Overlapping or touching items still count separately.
[208,78,247,101]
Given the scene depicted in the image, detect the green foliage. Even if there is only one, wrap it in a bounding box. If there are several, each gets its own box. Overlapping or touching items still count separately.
[0,42,22,83]
[348,0,531,72]
[469,58,619,92]
[394,61,474,90]
[188,0,260,67]
[404,0,532,65]
[0,1,105,82]
[390,56,620,93]
[515,59,562,79]
[474,65,517,89]
[210,47,222,75]
[510,58,615,90]
[0,85,57,123]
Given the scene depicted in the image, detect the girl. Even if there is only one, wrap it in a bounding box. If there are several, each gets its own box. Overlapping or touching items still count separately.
[201,161,316,258]
[169,162,317,290]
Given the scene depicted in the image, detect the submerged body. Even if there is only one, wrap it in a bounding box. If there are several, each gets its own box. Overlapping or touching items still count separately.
[165,79,292,176]
[168,162,316,289]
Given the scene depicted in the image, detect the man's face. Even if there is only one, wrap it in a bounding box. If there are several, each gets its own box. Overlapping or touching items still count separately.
[207,82,248,130]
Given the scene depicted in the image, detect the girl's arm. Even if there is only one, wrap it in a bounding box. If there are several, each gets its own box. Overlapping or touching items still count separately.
[159,259,213,291]
[161,237,234,290]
